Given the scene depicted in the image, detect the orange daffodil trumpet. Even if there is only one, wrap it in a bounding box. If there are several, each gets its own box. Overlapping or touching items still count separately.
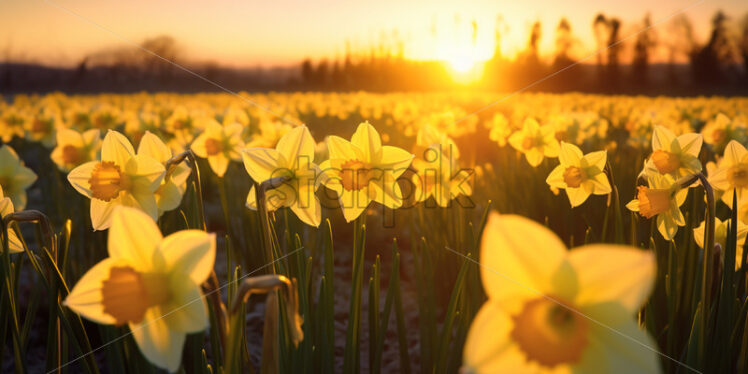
[709,140,748,207]
[463,213,659,373]
[138,131,192,216]
[190,119,244,178]
[0,145,38,211]
[644,125,702,181]
[546,142,611,207]
[242,125,323,227]
[508,118,560,167]
[626,172,687,240]
[68,130,166,230]
[51,128,102,172]
[64,207,216,372]
[0,186,23,253]
[320,121,414,222]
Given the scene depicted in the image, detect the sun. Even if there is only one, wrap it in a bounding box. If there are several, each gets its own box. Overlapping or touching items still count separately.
[446,54,478,73]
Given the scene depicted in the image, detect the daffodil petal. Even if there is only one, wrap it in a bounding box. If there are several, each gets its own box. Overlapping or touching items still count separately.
[160,230,216,284]
[108,206,162,266]
[101,130,135,166]
[480,213,568,308]
[276,125,315,169]
[163,282,209,333]
[351,121,382,163]
[63,257,120,325]
[68,161,97,198]
[130,307,186,373]
[569,245,655,313]
[137,131,172,164]
[241,147,282,183]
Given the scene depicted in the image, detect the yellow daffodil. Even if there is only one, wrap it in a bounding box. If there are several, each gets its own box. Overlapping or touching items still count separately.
[0,108,26,143]
[508,118,560,167]
[242,125,322,227]
[191,120,244,177]
[644,125,702,181]
[51,128,102,172]
[463,213,659,374]
[64,207,216,372]
[701,113,747,154]
[546,142,611,207]
[0,145,38,211]
[693,218,747,270]
[411,143,472,207]
[247,120,292,149]
[320,121,413,222]
[68,130,165,230]
[24,109,61,149]
[0,186,23,253]
[138,131,191,216]
[709,140,748,207]
[626,172,687,240]
[487,113,511,147]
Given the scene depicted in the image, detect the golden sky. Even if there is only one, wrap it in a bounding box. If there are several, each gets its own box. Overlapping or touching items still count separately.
[1,0,746,68]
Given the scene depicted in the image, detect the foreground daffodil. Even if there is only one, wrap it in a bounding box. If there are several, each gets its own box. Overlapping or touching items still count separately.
[68,130,165,230]
[463,213,659,373]
[51,128,102,172]
[644,125,702,181]
[190,119,244,177]
[64,207,216,372]
[693,218,747,270]
[626,172,687,240]
[709,140,748,207]
[0,186,23,253]
[546,142,611,207]
[137,131,191,216]
[242,125,322,227]
[0,145,38,211]
[508,118,560,167]
[320,121,413,222]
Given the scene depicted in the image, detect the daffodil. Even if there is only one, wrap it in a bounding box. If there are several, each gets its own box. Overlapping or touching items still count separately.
[68,130,165,230]
[51,128,102,172]
[644,125,702,181]
[508,118,560,167]
[320,121,413,222]
[463,213,659,374]
[701,113,747,154]
[190,120,244,177]
[0,186,23,253]
[626,172,687,240]
[138,131,191,216]
[546,142,611,207]
[693,218,747,270]
[64,207,216,372]
[709,140,748,207]
[24,110,61,148]
[0,145,38,211]
[242,125,322,227]
[411,143,472,207]
[0,108,26,143]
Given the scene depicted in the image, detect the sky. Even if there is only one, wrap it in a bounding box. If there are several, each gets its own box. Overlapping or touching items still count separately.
[1,0,746,68]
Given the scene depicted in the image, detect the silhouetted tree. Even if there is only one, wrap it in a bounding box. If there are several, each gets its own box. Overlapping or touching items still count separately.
[606,18,622,91]
[632,14,656,89]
